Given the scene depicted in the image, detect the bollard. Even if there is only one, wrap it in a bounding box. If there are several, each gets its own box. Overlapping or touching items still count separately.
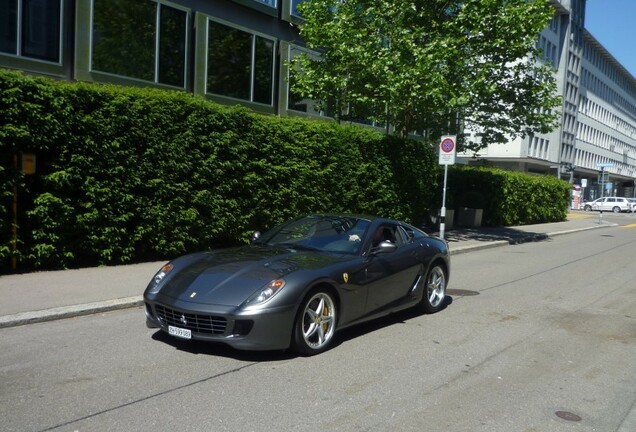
[598,209,603,224]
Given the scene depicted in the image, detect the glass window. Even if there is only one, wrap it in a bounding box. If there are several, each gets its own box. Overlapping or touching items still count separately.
[253,36,274,104]
[207,22,251,100]
[92,0,188,87]
[0,0,18,55]
[288,45,329,115]
[254,0,276,6]
[158,6,187,87]
[22,0,60,61]
[207,20,274,105]
[291,0,303,17]
[0,0,61,63]
[92,0,156,81]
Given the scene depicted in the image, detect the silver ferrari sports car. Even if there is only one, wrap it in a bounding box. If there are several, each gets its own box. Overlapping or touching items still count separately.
[144,214,450,355]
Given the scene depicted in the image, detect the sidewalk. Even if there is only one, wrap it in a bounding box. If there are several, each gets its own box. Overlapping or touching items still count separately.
[0,212,615,329]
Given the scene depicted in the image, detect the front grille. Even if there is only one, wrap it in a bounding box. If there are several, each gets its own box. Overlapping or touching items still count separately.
[155,304,227,335]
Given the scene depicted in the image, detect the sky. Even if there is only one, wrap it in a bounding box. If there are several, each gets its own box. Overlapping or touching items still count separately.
[585,0,636,78]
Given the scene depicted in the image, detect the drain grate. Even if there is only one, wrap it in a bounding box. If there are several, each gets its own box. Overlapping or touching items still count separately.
[555,411,582,422]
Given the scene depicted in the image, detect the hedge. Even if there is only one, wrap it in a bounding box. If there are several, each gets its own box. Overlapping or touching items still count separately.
[446,166,571,226]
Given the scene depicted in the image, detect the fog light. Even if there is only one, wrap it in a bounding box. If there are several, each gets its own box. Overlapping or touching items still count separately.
[232,320,254,336]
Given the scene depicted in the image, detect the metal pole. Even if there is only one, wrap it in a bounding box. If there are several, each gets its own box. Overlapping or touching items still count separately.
[11,153,18,270]
[440,164,448,240]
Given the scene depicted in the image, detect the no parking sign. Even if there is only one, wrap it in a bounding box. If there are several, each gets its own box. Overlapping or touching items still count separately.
[439,135,456,165]
[437,135,456,240]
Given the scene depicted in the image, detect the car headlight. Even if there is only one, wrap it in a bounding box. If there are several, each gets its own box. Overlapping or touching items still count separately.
[242,279,286,309]
[147,263,174,294]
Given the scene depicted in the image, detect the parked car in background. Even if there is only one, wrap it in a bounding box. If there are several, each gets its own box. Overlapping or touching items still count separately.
[582,197,634,213]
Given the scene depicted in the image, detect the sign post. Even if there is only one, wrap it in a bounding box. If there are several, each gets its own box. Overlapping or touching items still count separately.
[596,163,614,198]
[438,136,456,240]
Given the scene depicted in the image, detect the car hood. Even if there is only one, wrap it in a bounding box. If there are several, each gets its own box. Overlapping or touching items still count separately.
[156,246,345,307]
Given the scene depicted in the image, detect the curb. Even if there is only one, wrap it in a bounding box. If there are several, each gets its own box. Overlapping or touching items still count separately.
[0,223,618,329]
[0,296,143,329]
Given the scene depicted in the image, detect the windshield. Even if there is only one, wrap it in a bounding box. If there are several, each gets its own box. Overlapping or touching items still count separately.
[256,215,371,255]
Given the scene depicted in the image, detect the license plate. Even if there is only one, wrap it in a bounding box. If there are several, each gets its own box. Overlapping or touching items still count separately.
[168,325,191,339]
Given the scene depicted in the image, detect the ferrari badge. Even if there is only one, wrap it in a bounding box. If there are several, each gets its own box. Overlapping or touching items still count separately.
[343,273,349,283]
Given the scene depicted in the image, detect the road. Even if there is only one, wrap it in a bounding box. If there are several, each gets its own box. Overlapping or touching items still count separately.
[1,223,635,432]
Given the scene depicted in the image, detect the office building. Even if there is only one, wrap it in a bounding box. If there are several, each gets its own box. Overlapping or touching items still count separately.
[459,0,636,200]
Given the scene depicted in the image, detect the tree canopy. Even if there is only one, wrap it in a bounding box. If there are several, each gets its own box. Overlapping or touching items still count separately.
[292,0,561,150]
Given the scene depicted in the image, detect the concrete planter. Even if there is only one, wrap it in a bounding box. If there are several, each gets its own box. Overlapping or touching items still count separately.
[457,207,483,227]
[443,208,454,230]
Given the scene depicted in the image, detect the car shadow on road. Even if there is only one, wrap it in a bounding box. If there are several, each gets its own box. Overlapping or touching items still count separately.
[442,227,550,244]
[332,296,454,348]
[150,297,456,361]
[151,330,298,361]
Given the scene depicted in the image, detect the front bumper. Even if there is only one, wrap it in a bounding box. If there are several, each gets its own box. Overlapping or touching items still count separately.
[144,297,297,351]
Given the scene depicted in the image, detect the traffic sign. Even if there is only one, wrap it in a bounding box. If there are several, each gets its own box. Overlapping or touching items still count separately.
[596,163,614,168]
[439,135,456,165]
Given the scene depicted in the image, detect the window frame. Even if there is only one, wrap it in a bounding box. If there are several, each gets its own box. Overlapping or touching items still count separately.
[0,0,67,77]
[75,0,190,89]
[232,0,278,17]
[282,0,304,24]
[281,41,334,119]
[199,15,277,110]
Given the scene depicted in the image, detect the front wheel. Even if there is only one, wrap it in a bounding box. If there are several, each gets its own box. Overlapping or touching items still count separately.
[612,206,621,213]
[292,290,337,356]
[416,263,447,314]
[584,205,592,211]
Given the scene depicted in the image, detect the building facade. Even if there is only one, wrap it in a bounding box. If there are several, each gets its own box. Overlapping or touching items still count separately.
[459,0,636,201]
[2,0,635,201]
[0,0,329,119]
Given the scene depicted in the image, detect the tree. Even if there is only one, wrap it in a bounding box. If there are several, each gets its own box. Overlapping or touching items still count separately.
[292,0,561,150]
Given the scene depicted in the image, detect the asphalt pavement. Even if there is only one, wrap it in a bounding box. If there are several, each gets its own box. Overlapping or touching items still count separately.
[0,212,619,329]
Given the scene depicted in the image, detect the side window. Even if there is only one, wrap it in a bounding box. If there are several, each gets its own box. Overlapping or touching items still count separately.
[396,226,411,245]
[372,224,403,247]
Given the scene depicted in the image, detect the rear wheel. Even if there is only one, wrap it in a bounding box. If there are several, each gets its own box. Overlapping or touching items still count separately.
[416,263,447,314]
[612,206,621,213]
[292,290,337,356]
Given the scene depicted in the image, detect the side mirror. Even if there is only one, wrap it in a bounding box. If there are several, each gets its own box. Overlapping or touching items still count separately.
[251,231,261,243]
[371,240,397,255]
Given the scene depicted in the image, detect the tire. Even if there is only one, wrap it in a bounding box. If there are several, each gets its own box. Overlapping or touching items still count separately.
[292,289,337,356]
[584,205,592,211]
[416,263,447,314]
[613,206,621,213]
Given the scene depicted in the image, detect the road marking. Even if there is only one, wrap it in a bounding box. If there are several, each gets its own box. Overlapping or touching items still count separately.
[567,213,593,219]
[621,223,636,228]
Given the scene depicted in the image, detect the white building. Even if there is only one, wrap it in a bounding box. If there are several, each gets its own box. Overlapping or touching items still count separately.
[459,0,636,200]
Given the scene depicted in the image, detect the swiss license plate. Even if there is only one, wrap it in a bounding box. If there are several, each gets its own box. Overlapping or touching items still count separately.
[168,325,191,339]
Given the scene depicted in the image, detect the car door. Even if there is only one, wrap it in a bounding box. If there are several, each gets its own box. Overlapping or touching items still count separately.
[363,224,421,314]
[594,197,607,211]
